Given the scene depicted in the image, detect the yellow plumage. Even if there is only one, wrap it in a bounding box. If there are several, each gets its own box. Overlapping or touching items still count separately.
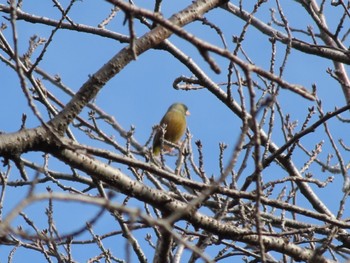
[152,103,189,155]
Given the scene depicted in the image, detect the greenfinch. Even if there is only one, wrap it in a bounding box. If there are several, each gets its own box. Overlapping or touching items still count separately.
[152,103,190,155]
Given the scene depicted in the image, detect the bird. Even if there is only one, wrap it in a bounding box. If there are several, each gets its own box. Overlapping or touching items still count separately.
[152,103,190,156]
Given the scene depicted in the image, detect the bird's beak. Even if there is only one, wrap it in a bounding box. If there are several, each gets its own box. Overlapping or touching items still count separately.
[186,110,190,116]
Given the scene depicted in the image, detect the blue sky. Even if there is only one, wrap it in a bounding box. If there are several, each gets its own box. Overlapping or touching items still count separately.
[0,0,349,262]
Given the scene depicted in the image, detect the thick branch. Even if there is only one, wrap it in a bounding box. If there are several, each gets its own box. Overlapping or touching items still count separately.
[48,0,228,134]
[50,146,331,262]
